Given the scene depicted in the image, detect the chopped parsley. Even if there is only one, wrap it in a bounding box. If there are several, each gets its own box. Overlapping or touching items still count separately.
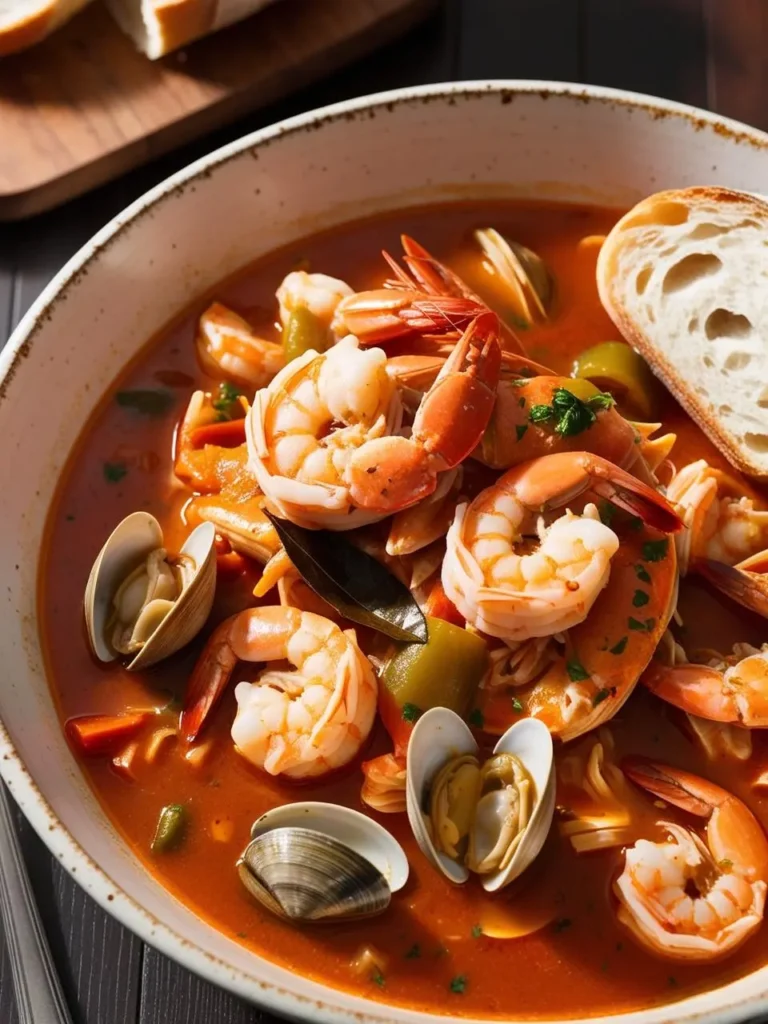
[65,514,75,522]
[511,696,524,713]
[628,515,643,531]
[236,931,248,938]
[404,944,421,959]
[471,925,483,939]
[566,658,590,682]
[468,708,484,728]
[632,589,650,608]
[515,423,528,442]
[115,389,173,416]
[628,617,655,632]
[599,501,617,527]
[592,688,610,707]
[668,976,678,988]
[642,538,669,562]
[212,381,243,419]
[553,917,572,933]
[609,636,628,656]
[518,397,526,408]
[634,563,652,583]
[371,970,385,988]
[528,387,614,437]
[449,975,467,994]
[103,461,128,484]
[401,703,421,724]
[719,858,734,870]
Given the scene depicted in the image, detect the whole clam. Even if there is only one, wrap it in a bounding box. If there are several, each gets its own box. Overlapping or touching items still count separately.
[84,512,216,671]
[406,707,555,891]
[474,227,553,325]
[238,802,408,924]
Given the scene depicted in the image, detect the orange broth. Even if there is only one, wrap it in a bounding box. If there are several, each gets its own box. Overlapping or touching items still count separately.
[40,200,768,1019]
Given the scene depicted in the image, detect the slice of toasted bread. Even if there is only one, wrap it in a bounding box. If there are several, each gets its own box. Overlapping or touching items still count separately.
[104,0,275,59]
[597,187,768,480]
[0,0,92,55]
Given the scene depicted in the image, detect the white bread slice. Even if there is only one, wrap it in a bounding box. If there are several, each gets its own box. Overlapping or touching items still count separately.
[0,0,92,55]
[104,0,275,59]
[597,187,768,480]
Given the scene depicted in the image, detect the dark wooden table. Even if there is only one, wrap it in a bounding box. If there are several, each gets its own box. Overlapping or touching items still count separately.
[2,1,768,1021]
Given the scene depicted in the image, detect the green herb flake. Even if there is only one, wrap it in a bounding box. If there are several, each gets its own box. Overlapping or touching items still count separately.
[634,563,652,583]
[449,975,467,994]
[599,501,617,527]
[518,397,526,408]
[553,918,572,933]
[592,688,610,707]
[515,423,528,442]
[642,538,669,562]
[103,461,128,484]
[116,389,174,416]
[371,970,385,988]
[65,514,76,522]
[529,403,553,425]
[632,589,650,608]
[628,617,655,632]
[511,697,524,713]
[566,658,590,682]
[404,944,421,959]
[510,378,529,388]
[719,858,734,870]
[236,931,248,938]
[401,702,421,723]
[668,976,678,988]
[471,925,483,939]
[468,708,484,728]
[609,637,628,656]
[628,516,643,531]
[212,381,243,418]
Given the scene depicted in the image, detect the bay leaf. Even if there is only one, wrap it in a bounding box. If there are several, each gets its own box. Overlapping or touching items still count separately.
[265,511,428,643]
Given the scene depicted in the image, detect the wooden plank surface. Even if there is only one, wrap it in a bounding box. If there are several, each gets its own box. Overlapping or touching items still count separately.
[2,1,768,1022]
[0,0,436,220]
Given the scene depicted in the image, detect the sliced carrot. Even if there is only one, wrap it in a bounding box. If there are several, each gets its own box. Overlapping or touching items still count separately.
[188,418,246,448]
[66,712,150,756]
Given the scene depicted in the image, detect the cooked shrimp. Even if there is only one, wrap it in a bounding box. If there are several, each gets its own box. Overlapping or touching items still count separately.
[278,271,353,340]
[247,316,500,530]
[446,452,682,740]
[667,460,768,575]
[442,451,680,641]
[196,303,284,390]
[615,760,768,961]
[361,753,407,813]
[180,607,377,777]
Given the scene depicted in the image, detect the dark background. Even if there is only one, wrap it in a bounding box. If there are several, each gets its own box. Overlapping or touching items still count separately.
[2,1,767,1021]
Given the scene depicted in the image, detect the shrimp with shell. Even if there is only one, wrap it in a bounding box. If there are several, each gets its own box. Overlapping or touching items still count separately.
[443,451,682,740]
[181,606,377,777]
[615,760,768,962]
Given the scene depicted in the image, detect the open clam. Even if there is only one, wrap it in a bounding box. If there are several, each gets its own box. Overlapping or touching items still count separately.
[474,227,553,325]
[84,512,216,671]
[406,707,555,891]
[238,802,408,923]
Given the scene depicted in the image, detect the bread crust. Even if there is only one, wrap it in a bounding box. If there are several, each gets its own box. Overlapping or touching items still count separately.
[0,0,91,55]
[597,187,768,481]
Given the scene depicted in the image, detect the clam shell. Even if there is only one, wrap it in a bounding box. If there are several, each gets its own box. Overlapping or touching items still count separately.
[250,801,408,892]
[406,708,555,891]
[84,512,216,670]
[405,707,477,884]
[237,826,391,922]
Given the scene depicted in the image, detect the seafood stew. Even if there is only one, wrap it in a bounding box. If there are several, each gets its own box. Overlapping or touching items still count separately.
[40,199,768,1019]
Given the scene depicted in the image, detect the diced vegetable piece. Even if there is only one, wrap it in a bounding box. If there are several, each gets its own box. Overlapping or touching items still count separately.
[382,617,488,720]
[573,341,661,420]
[66,712,149,756]
[282,307,328,363]
[151,803,187,852]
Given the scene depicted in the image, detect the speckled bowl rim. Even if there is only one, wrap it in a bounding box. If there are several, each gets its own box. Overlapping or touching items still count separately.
[2,80,768,1024]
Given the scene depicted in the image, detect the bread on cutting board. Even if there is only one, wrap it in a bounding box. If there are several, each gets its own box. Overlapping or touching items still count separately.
[597,186,768,480]
[104,0,276,59]
[0,0,92,55]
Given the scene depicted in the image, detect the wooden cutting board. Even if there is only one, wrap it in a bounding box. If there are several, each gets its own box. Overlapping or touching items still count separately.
[0,0,435,220]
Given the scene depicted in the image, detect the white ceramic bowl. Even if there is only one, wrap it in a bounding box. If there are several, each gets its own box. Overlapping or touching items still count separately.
[2,81,768,1024]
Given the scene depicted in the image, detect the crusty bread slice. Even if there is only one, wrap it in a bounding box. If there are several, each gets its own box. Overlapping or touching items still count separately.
[597,187,768,479]
[104,0,275,59]
[0,0,92,55]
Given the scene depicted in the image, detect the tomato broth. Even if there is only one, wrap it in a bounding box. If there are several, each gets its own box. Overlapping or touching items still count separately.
[40,200,768,1019]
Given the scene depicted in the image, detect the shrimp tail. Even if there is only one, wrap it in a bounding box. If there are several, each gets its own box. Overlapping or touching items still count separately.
[180,619,239,742]
[588,459,683,534]
[699,558,768,619]
[622,758,714,817]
